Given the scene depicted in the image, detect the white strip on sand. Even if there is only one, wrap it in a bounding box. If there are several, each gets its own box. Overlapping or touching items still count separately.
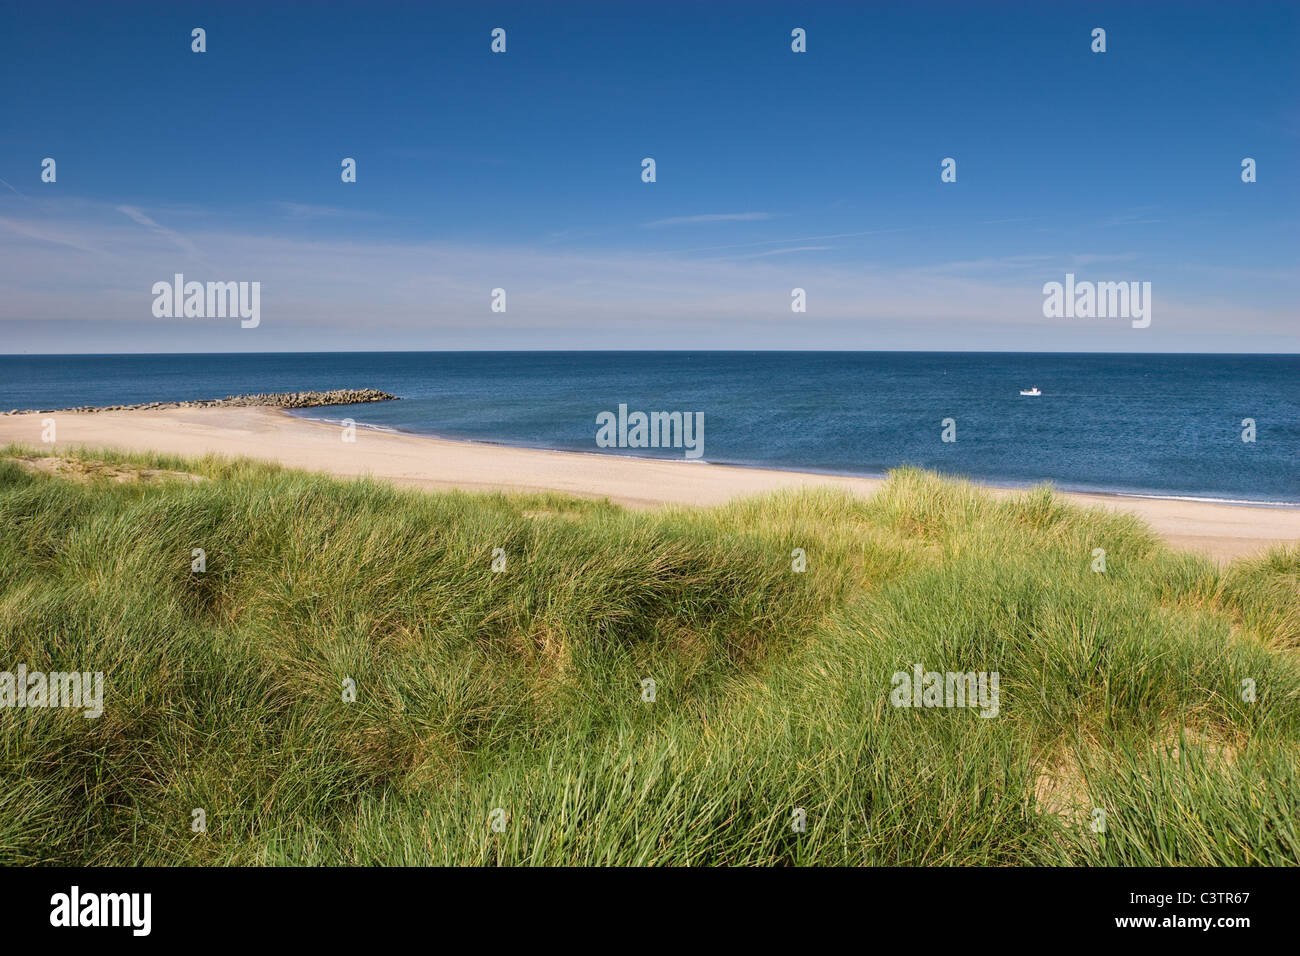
[3,406,1297,562]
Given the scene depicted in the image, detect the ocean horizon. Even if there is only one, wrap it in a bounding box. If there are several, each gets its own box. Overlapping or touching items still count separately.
[2,351,1296,505]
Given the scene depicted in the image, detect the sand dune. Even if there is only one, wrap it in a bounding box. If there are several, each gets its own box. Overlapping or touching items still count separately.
[2,406,1297,562]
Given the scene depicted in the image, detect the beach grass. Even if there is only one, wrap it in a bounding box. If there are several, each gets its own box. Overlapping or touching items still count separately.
[1,443,1297,865]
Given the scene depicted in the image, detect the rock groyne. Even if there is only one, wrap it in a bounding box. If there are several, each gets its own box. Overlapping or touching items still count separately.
[3,389,398,415]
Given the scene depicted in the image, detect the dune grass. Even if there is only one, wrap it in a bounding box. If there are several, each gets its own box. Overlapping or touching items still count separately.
[0,443,1297,865]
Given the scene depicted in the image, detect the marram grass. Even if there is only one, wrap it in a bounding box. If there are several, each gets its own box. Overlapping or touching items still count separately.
[0,445,1297,866]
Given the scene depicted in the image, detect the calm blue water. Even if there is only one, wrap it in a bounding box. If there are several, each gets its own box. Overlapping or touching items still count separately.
[1,352,1296,504]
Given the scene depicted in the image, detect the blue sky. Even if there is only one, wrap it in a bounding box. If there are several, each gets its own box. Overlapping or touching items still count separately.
[1,0,1296,352]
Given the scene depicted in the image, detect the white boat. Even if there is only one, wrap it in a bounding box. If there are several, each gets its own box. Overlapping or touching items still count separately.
[1019,387,1042,396]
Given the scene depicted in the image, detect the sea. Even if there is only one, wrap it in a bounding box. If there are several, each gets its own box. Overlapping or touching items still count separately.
[1,352,1296,505]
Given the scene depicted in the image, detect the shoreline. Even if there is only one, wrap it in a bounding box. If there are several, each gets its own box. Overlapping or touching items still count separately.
[2,405,1298,562]
[287,408,1300,510]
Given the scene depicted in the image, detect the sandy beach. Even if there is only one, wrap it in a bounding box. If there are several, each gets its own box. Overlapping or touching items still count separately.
[2,405,1297,562]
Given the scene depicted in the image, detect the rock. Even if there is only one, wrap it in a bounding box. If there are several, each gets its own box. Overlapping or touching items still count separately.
[0,389,399,415]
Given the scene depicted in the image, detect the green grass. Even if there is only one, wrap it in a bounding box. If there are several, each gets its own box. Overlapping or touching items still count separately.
[1,444,1297,865]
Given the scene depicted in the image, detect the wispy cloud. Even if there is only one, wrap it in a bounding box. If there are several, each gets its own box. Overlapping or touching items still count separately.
[914,254,1054,275]
[715,245,833,260]
[644,212,773,227]
[1100,209,1163,228]
[272,201,381,221]
[116,205,202,258]
[1,201,1295,351]
[0,216,110,257]
[542,226,613,244]
[660,226,928,256]
[1071,252,1140,266]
